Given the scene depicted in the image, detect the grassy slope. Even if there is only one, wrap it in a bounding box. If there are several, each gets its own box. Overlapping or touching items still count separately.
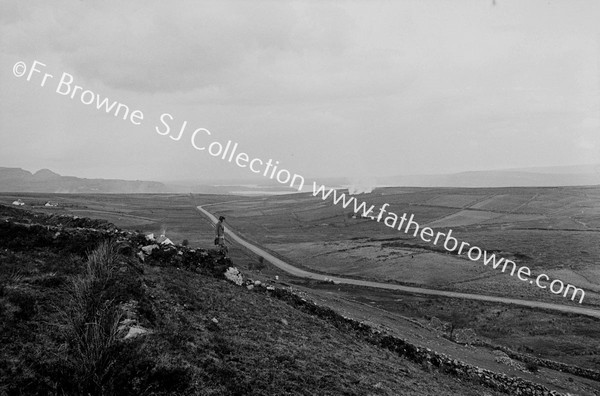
[0,205,507,396]
[141,265,507,396]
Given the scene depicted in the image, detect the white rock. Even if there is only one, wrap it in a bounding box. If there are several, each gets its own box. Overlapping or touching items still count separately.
[141,244,159,254]
[124,326,149,339]
[118,318,136,332]
[224,267,243,286]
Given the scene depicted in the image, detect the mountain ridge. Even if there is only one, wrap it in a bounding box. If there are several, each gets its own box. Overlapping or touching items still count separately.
[0,167,167,193]
[2,163,600,194]
[379,164,600,188]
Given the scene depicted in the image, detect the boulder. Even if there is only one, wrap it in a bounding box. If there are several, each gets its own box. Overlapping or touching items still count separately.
[124,326,150,340]
[141,244,159,255]
[224,267,243,286]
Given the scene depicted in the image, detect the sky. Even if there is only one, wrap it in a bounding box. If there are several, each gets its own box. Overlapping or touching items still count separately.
[1,0,599,184]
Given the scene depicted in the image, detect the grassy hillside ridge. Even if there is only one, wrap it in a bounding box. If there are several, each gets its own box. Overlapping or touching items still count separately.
[1,204,519,395]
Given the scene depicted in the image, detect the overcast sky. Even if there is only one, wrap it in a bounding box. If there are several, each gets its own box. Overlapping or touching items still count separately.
[1,0,598,183]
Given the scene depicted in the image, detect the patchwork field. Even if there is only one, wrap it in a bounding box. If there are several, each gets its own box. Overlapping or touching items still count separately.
[205,186,600,307]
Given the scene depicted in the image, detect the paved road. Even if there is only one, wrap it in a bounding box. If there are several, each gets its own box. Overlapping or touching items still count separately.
[197,205,600,319]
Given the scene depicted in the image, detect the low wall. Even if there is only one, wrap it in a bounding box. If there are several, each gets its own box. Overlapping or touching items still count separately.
[265,286,565,396]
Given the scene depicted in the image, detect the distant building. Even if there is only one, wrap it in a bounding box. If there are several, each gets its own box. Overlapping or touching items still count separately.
[350,213,371,219]
[12,199,25,206]
[44,201,59,207]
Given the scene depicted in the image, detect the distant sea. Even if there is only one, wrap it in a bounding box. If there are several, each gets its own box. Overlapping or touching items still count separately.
[213,183,348,196]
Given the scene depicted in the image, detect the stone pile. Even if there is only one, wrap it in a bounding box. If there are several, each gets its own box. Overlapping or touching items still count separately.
[493,350,526,372]
[118,300,151,340]
[484,343,600,383]
[453,328,481,345]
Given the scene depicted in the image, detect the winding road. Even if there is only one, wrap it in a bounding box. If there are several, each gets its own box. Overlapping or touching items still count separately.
[197,205,600,319]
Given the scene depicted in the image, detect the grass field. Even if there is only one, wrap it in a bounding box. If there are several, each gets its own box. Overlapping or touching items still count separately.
[203,186,600,304]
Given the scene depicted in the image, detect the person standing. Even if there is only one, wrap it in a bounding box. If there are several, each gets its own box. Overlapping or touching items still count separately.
[215,216,228,255]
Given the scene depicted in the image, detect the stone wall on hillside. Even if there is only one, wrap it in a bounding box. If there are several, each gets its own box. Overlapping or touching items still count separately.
[265,287,568,396]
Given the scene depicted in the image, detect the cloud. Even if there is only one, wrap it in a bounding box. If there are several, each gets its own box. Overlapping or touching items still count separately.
[1,1,356,96]
[1,0,419,107]
[2,0,599,181]
[582,117,600,129]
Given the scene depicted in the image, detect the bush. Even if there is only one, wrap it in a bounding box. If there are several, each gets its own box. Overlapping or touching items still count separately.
[526,361,539,373]
[85,240,119,282]
[58,241,124,394]
[254,256,266,270]
[63,302,123,393]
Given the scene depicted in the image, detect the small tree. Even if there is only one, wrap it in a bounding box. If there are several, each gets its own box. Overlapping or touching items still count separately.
[182,239,189,247]
[255,256,265,270]
[448,310,473,339]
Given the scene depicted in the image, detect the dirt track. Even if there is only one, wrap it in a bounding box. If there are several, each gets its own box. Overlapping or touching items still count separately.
[197,205,600,319]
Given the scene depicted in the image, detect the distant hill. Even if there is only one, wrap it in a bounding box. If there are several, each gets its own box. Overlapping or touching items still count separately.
[0,167,167,193]
[380,164,600,187]
[0,167,341,195]
[4,163,599,194]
